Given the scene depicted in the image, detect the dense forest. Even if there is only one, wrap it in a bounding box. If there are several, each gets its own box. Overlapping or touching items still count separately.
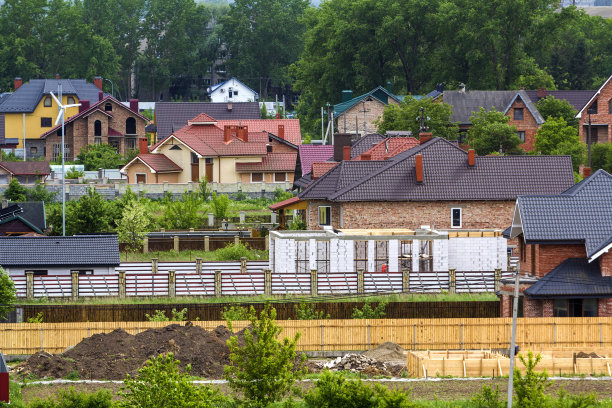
[0,0,610,135]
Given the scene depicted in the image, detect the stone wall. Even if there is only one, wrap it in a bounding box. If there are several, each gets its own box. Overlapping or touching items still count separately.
[337,97,399,135]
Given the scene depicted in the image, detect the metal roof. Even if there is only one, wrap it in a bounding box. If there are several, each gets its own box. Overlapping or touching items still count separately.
[333,86,402,116]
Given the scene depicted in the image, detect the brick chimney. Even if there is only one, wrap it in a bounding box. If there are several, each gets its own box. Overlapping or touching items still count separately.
[537,87,547,99]
[56,73,60,80]
[129,99,139,113]
[343,146,351,161]
[94,76,103,90]
[139,137,149,155]
[14,77,22,91]
[468,149,475,167]
[224,125,231,143]
[227,101,233,111]
[415,154,423,183]
[99,91,104,101]
[278,124,285,140]
[237,126,248,142]
[361,153,371,161]
[583,167,591,178]
[419,132,433,144]
[79,100,90,113]
[333,133,353,162]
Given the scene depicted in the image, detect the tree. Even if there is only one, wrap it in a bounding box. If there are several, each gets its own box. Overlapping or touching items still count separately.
[535,96,579,128]
[467,108,523,156]
[591,143,612,173]
[210,192,230,219]
[534,117,585,172]
[69,187,115,235]
[3,178,26,201]
[376,96,458,139]
[224,303,306,407]
[76,144,129,171]
[117,201,151,253]
[513,351,551,408]
[118,353,226,408]
[161,191,203,230]
[26,179,57,204]
[0,267,16,319]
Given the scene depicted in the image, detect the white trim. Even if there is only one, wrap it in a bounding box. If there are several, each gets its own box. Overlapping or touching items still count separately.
[135,172,147,184]
[151,134,202,158]
[509,200,524,239]
[576,74,612,118]
[250,172,264,183]
[318,206,331,226]
[450,208,462,229]
[120,156,157,175]
[589,241,612,263]
[273,172,287,183]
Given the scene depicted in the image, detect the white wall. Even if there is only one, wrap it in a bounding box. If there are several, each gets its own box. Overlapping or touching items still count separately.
[210,79,257,103]
[447,236,507,271]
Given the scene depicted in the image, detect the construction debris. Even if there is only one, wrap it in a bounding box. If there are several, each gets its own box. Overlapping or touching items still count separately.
[314,353,407,377]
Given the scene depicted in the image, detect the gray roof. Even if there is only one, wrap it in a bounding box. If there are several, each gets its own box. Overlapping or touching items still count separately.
[154,102,261,141]
[299,137,575,202]
[443,90,517,123]
[524,258,612,298]
[350,134,386,158]
[0,235,120,267]
[0,202,46,232]
[0,79,102,113]
[517,169,612,259]
[524,90,597,112]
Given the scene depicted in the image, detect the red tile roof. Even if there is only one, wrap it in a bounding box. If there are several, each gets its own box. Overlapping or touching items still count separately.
[235,153,297,172]
[0,161,50,175]
[188,113,217,123]
[298,145,334,176]
[108,127,122,136]
[311,161,339,179]
[353,137,419,161]
[269,196,301,210]
[121,154,182,173]
[216,119,301,146]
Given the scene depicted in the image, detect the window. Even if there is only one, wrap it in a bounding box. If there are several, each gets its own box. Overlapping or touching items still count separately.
[267,145,272,153]
[94,137,101,145]
[52,144,70,161]
[105,103,112,112]
[41,117,52,127]
[76,270,93,275]
[126,138,137,150]
[318,206,331,226]
[274,172,286,182]
[554,299,598,317]
[30,146,37,155]
[513,108,523,120]
[517,131,525,142]
[251,172,263,182]
[57,127,64,137]
[451,208,462,228]
[67,96,76,105]
[354,241,368,272]
[94,120,102,136]
[191,152,198,164]
[205,157,213,164]
[170,145,182,150]
[126,117,136,134]
[588,101,598,115]
[43,96,52,107]
[375,240,388,272]
[234,90,239,96]
[609,99,612,114]
[27,270,48,276]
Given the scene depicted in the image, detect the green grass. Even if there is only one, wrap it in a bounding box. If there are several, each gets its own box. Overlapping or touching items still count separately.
[121,248,269,262]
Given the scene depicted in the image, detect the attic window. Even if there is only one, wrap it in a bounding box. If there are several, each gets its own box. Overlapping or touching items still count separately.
[43,96,52,107]
[105,103,112,112]
[67,96,76,104]
[513,108,523,121]
[266,145,272,153]
[588,100,598,115]
[170,145,182,150]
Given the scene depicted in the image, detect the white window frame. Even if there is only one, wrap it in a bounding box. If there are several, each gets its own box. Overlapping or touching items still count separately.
[251,172,264,183]
[274,172,286,183]
[318,206,331,226]
[451,207,462,229]
[135,173,147,184]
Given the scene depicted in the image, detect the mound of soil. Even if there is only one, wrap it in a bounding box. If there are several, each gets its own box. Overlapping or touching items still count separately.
[17,323,247,380]
[363,342,407,362]
[575,352,602,359]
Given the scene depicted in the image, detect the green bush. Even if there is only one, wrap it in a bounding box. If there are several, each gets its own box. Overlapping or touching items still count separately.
[591,143,612,173]
[26,312,44,323]
[28,388,113,408]
[65,166,84,179]
[211,192,231,218]
[3,178,26,201]
[351,300,388,319]
[215,242,254,261]
[0,267,16,319]
[470,385,505,408]
[145,308,187,322]
[513,351,551,408]
[274,187,293,202]
[222,305,250,321]
[26,180,57,203]
[161,191,203,230]
[295,301,330,320]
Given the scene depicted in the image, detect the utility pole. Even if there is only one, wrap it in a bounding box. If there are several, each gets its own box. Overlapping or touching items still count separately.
[321,107,324,141]
[507,264,520,408]
[59,83,66,237]
[360,101,368,135]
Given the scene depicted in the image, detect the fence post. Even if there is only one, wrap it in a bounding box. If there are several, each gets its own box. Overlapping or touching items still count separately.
[402,269,410,293]
[143,236,149,253]
[71,270,79,300]
[151,258,158,274]
[449,269,456,294]
[118,270,126,298]
[239,211,245,224]
[270,211,277,224]
[168,270,176,298]
[240,257,247,274]
[26,271,34,300]
[208,213,214,227]
[215,270,222,296]
[494,268,501,292]
[174,235,180,252]
[310,269,318,296]
[357,269,364,294]
[204,236,210,252]
[265,237,269,251]
[264,269,272,296]
[234,235,240,246]
[196,258,202,274]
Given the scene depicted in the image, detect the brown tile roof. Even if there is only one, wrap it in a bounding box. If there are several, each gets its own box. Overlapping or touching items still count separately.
[353,137,419,160]
[235,153,297,172]
[311,162,339,179]
[0,161,50,175]
[121,154,182,174]
[216,119,301,146]
[269,196,301,210]
[189,113,217,123]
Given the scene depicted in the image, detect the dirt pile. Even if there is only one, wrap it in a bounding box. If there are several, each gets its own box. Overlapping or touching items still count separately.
[362,342,407,362]
[575,352,603,359]
[17,323,247,380]
[313,354,406,377]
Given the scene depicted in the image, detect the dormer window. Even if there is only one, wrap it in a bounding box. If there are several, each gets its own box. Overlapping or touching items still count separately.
[105,103,112,112]
[43,96,52,107]
[170,145,182,150]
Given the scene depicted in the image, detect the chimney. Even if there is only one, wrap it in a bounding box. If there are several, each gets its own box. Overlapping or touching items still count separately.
[537,87,547,99]
[138,137,149,155]
[459,83,466,93]
[583,167,591,178]
[94,76,103,90]
[99,91,104,102]
[386,81,392,92]
[419,132,433,144]
[224,125,231,143]
[227,101,233,111]
[361,153,371,161]
[79,100,90,113]
[333,133,353,162]
[238,126,248,142]
[55,73,60,80]
[14,77,22,91]
[342,90,353,103]
[415,154,423,183]
[278,124,285,140]
[129,99,139,113]
[343,145,351,161]
[468,149,475,167]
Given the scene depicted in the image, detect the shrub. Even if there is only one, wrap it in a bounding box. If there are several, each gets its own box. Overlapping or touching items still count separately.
[274,187,293,202]
[513,351,552,408]
[161,191,203,230]
[28,388,113,408]
[234,190,248,201]
[0,267,16,319]
[224,303,306,407]
[117,200,152,253]
[117,353,226,408]
[351,300,388,319]
[3,178,27,201]
[222,305,250,321]
[198,177,210,201]
[210,192,230,218]
[26,312,44,323]
[215,242,254,261]
[295,301,330,320]
[471,385,505,408]
[27,179,57,203]
[65,166,84,179]
[145,308,187,322]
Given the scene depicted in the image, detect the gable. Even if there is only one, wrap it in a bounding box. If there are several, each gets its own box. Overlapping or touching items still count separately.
[576,74,612,118]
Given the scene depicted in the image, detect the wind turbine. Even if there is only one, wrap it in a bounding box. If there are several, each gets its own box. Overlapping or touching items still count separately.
[50,84,80,236]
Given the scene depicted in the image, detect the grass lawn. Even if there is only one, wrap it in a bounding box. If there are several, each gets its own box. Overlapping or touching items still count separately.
[120,248,269,262]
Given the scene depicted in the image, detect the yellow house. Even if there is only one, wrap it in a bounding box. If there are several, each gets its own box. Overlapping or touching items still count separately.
[0,76,104,160]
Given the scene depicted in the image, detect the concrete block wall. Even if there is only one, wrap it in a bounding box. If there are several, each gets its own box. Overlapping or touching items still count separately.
[388,240,399,272]
[432,239,449,271]
[448,237,504,271]
[412,240,420,272]
[274,238,297,273]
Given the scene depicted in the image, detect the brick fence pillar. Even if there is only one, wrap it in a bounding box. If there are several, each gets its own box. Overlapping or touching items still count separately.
[234,235,240,246]
[310,269,318,296]
[215,270,222,296]
[174,235,180,252]
[168,270,176,298]
[204,236,210,252]
[143,237,149,253]
[542,299,554,317]
[71,270,79,300]
[449,269,456,294]
[240,257,247,273]
[264,269,272,296]
[118,270,126,298]
[402,269,410,293]
[494,268,501,292]
[195,258,202,274]
[357,269,364,294]
[26,271,34,300]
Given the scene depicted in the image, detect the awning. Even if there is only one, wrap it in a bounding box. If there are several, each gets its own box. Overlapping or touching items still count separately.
[269,196,306,211]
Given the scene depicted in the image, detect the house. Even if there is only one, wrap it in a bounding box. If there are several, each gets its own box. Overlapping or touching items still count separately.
[208,77,258,103]
[0,161,50,184]
[293,137,574,231]
[0,201,46,235]
[120,113,300,184]
[153,101,261,142]
[0,235,120,276]
[576,73,612,144]
[39,95,148,161]
[0,76,105,159]
[294,145,334,187]
[334,86,403,135]
[505,169,612,317]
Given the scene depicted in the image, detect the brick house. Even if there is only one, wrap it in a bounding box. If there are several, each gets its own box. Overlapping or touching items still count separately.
[504,169,612,317]
[39,95,148,161]
[334,87,402,135]
[576,74,612,144]
[294,137,574,232]
[0,161,50,184]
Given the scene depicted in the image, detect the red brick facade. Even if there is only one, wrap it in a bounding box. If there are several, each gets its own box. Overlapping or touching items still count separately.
[578,76,612,144]
[507,97,540,152]
[600,251,612,277]
[518,242,587,277]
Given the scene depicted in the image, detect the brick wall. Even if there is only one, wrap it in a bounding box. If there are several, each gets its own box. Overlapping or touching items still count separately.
[306,200,343,229]
[507,98,540,152]
[600,251,612,277]
[305,200,515,231]
[519,241,586,277]
[578,78,612,144]
[523,297,542,317]
[337,98,399,135]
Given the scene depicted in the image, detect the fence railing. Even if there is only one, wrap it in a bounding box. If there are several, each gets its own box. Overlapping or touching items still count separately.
[2,318,611,355]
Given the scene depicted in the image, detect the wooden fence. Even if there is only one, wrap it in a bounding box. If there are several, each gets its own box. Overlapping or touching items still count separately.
[2,318,612,355]
[18,301,500,322]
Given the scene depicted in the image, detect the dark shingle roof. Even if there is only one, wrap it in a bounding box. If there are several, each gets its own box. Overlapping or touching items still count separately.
[299,138,575,202]
[0,161,50,175]
[524,258,612,298]
[154,102,261,141]
[0,79,102,113]
[7,202,46,232]
[298,145,334,176]
[0,235,120,267]
[350,134,386,158]
[517,170,612,259]
[524,90,597,112]
[443,90,517,124]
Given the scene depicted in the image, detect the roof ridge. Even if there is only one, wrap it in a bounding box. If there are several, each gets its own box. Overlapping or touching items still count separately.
[561,169,612,196]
